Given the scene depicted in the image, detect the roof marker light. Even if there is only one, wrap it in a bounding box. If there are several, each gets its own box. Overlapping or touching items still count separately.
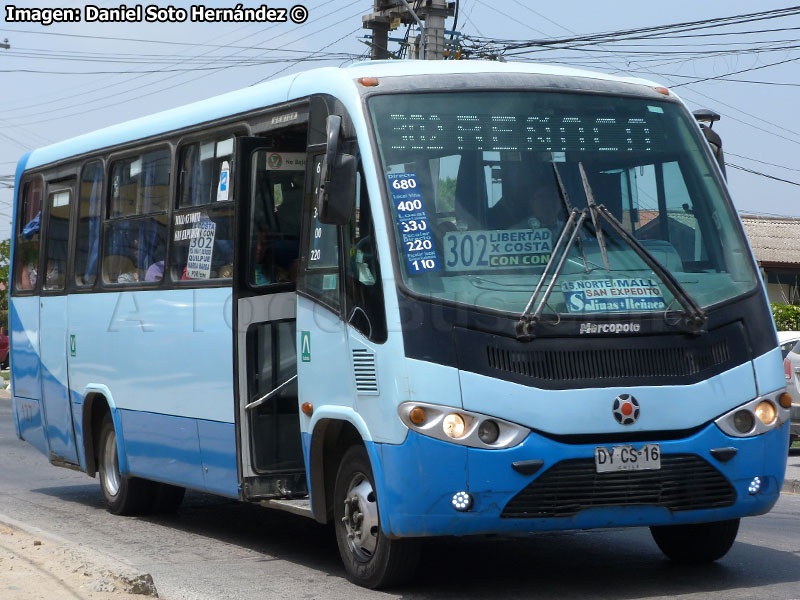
[654,86,670,96]
[358,77,380,87]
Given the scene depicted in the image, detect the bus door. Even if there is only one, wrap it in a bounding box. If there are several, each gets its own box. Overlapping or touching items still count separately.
[39,180,79,464]
[235,134,308,499]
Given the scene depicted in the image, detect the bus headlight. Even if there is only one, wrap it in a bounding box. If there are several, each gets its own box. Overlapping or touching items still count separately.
[398,402,529,449]
[443,413,467,438]
[754,401,776,425]
[715,391,789,438]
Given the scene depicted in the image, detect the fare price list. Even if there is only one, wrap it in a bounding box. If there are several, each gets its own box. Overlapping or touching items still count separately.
[387,173,440,275]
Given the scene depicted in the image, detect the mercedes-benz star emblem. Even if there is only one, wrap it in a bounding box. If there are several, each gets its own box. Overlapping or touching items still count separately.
[613,394,640,425]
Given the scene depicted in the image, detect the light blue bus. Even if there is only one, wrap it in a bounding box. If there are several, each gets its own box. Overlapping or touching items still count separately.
[10,60,791,588]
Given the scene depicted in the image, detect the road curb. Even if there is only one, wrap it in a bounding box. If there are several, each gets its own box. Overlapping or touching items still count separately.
[0,512,158,596]
[782,478,800,494]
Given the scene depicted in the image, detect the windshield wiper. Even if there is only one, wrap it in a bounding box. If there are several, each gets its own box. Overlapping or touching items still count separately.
[578,162,611,272]
[589,203,707,333]
[516,208,587,340]
[552,163,589,273]
[516,167,708,341]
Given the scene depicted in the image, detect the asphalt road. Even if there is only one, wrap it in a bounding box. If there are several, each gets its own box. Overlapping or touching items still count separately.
[1,395,799,600]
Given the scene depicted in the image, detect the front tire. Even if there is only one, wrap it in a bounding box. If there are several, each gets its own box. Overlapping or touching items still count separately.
[650,518,740,564]
[97,414,154,515]
[333,445,419,589]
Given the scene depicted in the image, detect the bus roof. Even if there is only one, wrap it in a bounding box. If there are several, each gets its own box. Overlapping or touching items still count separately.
[21,60,663,172]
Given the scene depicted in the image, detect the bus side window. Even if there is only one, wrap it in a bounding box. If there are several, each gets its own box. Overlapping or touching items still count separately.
[298,154,340,309]
[74,161,103,287]
[43,189,71,291]
[171,136,235,282]
[344,171,386,342]
[13,178,43,292]
[104,149,170,285]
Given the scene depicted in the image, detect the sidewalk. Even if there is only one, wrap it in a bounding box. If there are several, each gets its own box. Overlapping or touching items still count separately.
[784,448,800,493]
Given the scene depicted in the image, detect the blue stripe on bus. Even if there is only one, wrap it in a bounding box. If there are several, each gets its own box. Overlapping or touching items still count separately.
[118,409,238,498]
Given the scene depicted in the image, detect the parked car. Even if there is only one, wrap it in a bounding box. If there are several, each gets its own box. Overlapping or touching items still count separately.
[778,330,800,359]
[0,327,8,370]
[780,331,800,447]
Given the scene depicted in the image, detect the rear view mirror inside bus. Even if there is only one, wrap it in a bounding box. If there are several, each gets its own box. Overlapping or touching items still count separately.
[317,115,356,225]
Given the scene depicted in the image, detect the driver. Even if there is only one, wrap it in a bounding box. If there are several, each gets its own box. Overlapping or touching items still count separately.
[487,161,563,232]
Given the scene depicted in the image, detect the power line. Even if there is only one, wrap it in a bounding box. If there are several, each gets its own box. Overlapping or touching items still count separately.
[727,163,800,186]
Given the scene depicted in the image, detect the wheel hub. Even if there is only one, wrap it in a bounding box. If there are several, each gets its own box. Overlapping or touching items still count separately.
[341,475,379,561]
[101,429,121,497]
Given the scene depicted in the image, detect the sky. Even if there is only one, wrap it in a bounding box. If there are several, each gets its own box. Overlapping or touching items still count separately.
[1,0,799,242]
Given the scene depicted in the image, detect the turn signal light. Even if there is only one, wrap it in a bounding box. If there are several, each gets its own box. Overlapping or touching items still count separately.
[754,401,776,425]
[301,402,313,416]
[409,406,426,425]
[779,392,792,409]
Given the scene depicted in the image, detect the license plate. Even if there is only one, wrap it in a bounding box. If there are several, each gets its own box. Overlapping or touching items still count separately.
[594,444,661,473]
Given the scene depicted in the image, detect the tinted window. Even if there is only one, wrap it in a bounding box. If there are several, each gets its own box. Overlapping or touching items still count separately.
[75,161,103,287]
[109,149,170,217]
[14,178,43,292]
[178,137,234,207]
[43,189,71,291]
[171,206,234,281]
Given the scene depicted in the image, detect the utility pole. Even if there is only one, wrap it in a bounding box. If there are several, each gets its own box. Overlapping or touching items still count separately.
[363,1,454,60]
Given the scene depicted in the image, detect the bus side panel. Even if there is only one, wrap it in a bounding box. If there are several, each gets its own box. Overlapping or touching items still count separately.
[197,420,239,498]
[67,289,234,422]
[10,296,42,400]
[118,409,206,490]
[14,396,49,457]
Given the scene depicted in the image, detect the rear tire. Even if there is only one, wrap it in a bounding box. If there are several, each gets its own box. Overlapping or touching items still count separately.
[650,518,740,564]
[333,445,419,589]
[97,414,155,515]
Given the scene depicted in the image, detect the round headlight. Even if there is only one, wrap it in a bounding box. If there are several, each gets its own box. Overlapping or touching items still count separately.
[442,413,467,438]
[754,401,776,425]
[733,409,755,434]
[477,420,500,444]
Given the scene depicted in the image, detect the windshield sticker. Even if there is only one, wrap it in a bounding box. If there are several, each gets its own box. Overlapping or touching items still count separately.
[186,218,216,279]
[443,229,552,271]
[562,278,666,313]
[216,160,230,201]
[388,172,439,275]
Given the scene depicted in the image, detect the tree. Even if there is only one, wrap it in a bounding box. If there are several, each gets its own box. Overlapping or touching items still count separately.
[0,238,9,330]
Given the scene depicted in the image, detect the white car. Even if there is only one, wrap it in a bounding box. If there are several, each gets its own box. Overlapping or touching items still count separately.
[779,331,800,447]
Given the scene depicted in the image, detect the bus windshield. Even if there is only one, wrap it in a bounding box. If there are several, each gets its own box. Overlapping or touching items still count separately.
[368,91,758,317]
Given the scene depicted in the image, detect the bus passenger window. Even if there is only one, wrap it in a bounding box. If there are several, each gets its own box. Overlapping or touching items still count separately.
[43,190,71,291]
[248,150,306,287]
[344,171,386,342]
[104,149,170,285]
[171,207,234,281]
[13,178,43,292]
[75,161,103,287]
[178,136,234,207]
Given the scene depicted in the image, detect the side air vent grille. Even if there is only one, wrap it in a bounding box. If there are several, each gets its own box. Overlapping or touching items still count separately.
[502,454,736,518]
[487,340,730,382]
[352,349,379,395]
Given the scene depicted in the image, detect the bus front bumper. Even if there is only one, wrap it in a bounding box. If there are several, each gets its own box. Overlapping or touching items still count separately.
[372,419,789,538]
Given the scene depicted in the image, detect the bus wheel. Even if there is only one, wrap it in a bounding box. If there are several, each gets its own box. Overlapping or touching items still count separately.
[333,445,419,588]
[97,414,154,515]
[650,518,740,563]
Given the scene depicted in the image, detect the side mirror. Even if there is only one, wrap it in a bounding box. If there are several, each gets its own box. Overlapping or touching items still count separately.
[317,115,356,225]
[693,109,726,178]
